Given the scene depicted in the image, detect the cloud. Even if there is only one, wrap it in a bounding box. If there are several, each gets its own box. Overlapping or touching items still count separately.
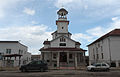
[23,7,35,16]
[71,16,120,46]
[86,26,104,37]
[0,25,52,54]
[72,33,93,42]
[55,0,120,21]
[0,0,27,19]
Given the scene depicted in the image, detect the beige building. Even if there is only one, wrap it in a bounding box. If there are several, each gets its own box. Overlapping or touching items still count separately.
[88,29,120,67]
[40,8,86,69]
[0,41,31,67]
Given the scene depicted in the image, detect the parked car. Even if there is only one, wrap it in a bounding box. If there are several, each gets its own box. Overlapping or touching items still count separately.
[19,60,48,72]
[87,63,110,72]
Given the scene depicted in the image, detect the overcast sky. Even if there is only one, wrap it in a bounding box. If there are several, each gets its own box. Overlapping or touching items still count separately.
[0,0,120,55]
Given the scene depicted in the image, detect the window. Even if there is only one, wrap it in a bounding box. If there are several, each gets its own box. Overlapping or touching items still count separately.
[95,63,101,67]
[69,54,73,59]
[101,46,103,51]
[19,50,23,54]
[59,43,66,46]
[97,54,99,59]
[6,49,11,54]
[102,63,107,66]
[62,27,64,29]
[96,47,98,52]
[93,55,95,59]
[60,37,66,42]
[101,53,104,59]
[53,53,57,59]
[98,43,100,47]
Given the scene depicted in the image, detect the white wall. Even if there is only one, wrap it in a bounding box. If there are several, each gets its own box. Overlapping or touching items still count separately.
[57,22,68,33]
[88,36,120,67]
[0,42,31,67]
[51,37,75,48]
[110,36,120,60]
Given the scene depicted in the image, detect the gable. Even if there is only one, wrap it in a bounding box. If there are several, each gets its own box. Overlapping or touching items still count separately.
[51,36,76,47]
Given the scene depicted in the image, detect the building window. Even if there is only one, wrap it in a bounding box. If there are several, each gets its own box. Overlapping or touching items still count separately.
[69,54,73,59]
[93,55,95,59]
[19,50,23,54]
[98,43,100,47]
[101,46,103,52]
[97,54,99,59]
[62,27,64,29]
[101,53,104,59]
[60,37,66,42]
[53,53,57,59]
[96,47,98,52]
[59,43,66,46]
[6,49,11,54]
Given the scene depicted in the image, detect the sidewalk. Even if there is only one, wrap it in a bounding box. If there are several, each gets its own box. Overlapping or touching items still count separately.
[0,67,19,71]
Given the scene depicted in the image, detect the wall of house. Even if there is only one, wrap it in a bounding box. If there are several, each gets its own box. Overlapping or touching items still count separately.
[88,36,120,67]
[88,38,110,65]
[0,42,31,67]
[110,36,120,60]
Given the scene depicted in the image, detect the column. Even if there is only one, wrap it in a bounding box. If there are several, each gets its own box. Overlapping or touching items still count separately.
[57,52,60,68]
[41,52,44,60]
[75,53,77,69]
[50,52,52,66]
[83,52,86,65]
[67,52,69,66]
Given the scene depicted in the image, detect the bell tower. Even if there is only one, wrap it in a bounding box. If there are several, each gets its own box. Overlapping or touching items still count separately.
[56,8,69,33]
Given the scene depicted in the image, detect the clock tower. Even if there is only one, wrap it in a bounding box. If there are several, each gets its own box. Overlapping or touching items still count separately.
[56,8,69,33]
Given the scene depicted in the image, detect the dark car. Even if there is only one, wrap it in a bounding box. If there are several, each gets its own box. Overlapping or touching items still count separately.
[19,60,48,72]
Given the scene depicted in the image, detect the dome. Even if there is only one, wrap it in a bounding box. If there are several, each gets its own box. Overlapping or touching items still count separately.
[57,8,68,15]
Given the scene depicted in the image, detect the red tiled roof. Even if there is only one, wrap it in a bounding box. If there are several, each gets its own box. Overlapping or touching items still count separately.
[51,31,72,35]
[56,20,69,25]
[40,47,87,52]
[43,41,50,45]
[88,29,120,46]
[0,41,19,43]
[75,42,81,45]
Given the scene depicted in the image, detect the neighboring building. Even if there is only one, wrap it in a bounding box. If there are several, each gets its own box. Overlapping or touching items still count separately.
[31,55,41,61]
[0,41,31,67]
[40,8,86,69]
[88,29,120,67]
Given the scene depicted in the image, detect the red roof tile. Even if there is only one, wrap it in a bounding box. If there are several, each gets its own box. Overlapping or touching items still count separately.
[40,47,86,52]
[75,42,81,45]
[43,41,50,45]
[88,29,120,46]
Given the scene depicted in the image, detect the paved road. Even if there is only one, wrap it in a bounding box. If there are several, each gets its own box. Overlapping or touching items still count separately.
[0,70,120,77]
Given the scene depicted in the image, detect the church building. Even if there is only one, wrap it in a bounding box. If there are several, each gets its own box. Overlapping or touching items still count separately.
[40,8,86,69]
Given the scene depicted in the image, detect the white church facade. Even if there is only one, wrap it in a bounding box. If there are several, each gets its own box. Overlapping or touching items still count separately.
[40,8,86,69]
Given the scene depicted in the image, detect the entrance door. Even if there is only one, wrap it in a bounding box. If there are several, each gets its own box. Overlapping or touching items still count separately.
[60,52,67,62]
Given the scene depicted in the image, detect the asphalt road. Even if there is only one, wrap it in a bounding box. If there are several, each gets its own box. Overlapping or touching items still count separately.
[0,70,120,77]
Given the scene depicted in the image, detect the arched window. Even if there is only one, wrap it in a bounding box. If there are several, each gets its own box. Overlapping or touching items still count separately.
[60,37,66,42]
